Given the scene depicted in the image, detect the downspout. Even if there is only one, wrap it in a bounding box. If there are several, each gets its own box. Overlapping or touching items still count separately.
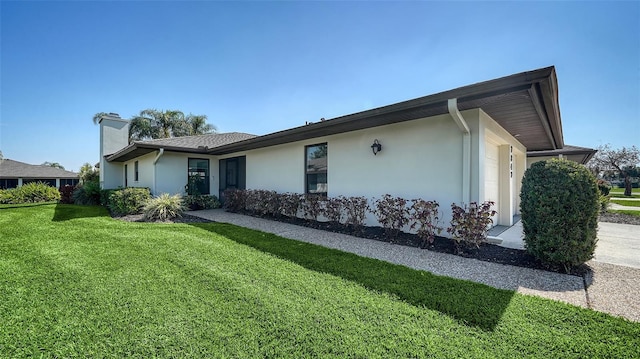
[447,99,471,204]
[152,148,165,195]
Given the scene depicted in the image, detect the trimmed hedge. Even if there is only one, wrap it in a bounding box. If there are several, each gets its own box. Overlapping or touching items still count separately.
[0,182,61,204]
[107,187,151,216]
[520,159,599,271]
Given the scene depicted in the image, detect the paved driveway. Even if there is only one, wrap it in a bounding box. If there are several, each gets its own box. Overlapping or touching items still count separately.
[497,221,640,268]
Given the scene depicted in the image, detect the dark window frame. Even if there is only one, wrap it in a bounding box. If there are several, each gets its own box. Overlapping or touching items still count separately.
[134,161,139,182]
[304,143,328,196]
[187,158,210,195]
[124,164,128,187]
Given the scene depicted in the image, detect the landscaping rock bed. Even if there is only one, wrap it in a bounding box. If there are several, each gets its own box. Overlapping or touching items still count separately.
[599,212,640,225]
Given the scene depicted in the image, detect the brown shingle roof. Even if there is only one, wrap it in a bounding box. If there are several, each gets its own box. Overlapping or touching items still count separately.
[106,132,256,162]
[0,159,79,179]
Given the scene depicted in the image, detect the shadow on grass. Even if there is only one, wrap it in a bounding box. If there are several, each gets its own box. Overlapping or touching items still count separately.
[191,222,515,331]
[0,201,58,209]
[53,204,109,222]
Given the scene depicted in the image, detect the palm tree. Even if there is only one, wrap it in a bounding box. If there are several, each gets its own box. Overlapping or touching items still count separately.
[129,109,186,141]
[186,114,217,135]
[92,112,109,125]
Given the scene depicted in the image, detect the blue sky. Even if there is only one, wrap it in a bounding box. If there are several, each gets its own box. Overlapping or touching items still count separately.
[1,1,638,172]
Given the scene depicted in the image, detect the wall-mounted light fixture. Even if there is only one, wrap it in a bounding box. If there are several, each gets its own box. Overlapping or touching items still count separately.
[371,139,382,155]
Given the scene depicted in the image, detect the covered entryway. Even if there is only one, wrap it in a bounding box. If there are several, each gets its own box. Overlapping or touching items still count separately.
[219,156,246,199]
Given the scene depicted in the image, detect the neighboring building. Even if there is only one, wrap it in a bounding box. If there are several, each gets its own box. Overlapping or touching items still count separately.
[0,159,79,189]
[98,66,594,228]
[527,145,597,167]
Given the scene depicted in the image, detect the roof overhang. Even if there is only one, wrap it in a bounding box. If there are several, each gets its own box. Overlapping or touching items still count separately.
[209,66,564,155]
[106,143,209,162]
[527,145,597,164]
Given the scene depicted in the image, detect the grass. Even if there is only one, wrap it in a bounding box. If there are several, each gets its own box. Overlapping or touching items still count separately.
[610,199,640,207]
[1,204,638,358]
[609,188,640,198]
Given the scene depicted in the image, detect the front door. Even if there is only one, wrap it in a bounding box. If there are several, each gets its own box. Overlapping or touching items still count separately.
[219,156,246,199]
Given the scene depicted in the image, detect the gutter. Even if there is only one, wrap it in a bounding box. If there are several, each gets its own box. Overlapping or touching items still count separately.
[153,148,165,164]
[447,98,471,204]
[152,148,165,195]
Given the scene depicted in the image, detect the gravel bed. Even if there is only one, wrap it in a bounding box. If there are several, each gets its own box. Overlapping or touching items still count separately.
[599,212,640,225]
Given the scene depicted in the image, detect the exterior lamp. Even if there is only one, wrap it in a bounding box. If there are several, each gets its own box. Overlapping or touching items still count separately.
[371,139,382,155]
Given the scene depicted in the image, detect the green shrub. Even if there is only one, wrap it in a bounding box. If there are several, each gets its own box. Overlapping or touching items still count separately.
[520,159,599,271]
[183,194,221,210]
[108,187,151,216]
[143,193,185,221]
[0,182,61,204]
[73,180,102,205]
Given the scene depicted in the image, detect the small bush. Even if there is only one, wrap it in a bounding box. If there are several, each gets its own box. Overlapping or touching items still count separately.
[324,196,344,223]
[410,199,441,247]
[597,179,611,196]
[447,202,496,252]
[183,194,221,210]
[108,187,151,216]
[301,194,323,221]
[222,188,246,212]
[373,194,410,241]
[279,193,302,218]
[59,185,76,204]
[520,159,599,271]
[0,182,60,204]
[143,193,185,221]
[343,196,369,230]
[73,180,102,205]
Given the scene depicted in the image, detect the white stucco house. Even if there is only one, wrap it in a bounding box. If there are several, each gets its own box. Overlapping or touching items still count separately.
[98,66,593,228]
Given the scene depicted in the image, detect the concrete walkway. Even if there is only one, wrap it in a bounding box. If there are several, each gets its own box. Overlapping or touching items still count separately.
[495,219,640,268]
[188,209,640,322]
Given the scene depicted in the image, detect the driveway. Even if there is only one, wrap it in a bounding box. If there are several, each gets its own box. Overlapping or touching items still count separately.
[496,221,640,269]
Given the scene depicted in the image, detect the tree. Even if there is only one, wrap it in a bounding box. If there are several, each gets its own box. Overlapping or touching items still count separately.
[79,163,99,184]
[129,109,215,141]
[588,144,640,196]
[92,112,109,125]
[0,150,3,161]
[42,162,65,170]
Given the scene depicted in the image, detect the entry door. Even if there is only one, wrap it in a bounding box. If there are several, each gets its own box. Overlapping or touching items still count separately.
[219,156,246,198]
[485,140,500,226]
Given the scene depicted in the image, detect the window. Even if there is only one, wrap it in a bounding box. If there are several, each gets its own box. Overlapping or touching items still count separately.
[0,179,18,189]
[60,179,79,187]
[188,158,210,195]
[23,179,56,187]
[124,164,128,187]
[305,143,327,195]
[134,161,139,182]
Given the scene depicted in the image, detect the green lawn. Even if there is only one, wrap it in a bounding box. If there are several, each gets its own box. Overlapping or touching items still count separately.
[609,188,640,198]
[610,199,640,207]
[1,204,638,358]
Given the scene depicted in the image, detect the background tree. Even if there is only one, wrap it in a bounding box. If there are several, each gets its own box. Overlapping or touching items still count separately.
[129,109,215,141]
[0,150,3,161]
[79,163,99,184]
[588,144,640,196]
[92,112,109,125]
[42,162,65,170]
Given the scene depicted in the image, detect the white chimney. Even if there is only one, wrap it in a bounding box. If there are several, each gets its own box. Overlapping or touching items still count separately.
[99,114,129,189]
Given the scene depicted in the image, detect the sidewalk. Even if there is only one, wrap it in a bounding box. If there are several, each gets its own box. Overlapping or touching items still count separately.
[495,219,640,268]
[188,209,639,322]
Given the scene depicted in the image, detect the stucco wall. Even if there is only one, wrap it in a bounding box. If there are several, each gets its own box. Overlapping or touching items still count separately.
[122,152,155,191]
[100,118,129,189]
[154,152,219,196]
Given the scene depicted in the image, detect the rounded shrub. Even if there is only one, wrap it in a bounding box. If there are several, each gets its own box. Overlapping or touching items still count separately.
[520,159,599,271]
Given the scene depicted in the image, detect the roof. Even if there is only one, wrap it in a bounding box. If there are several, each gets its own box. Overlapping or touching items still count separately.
[0,159,79,179]
[106,132,257,162]
[527,145,597,164]
[107,66,565,162]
